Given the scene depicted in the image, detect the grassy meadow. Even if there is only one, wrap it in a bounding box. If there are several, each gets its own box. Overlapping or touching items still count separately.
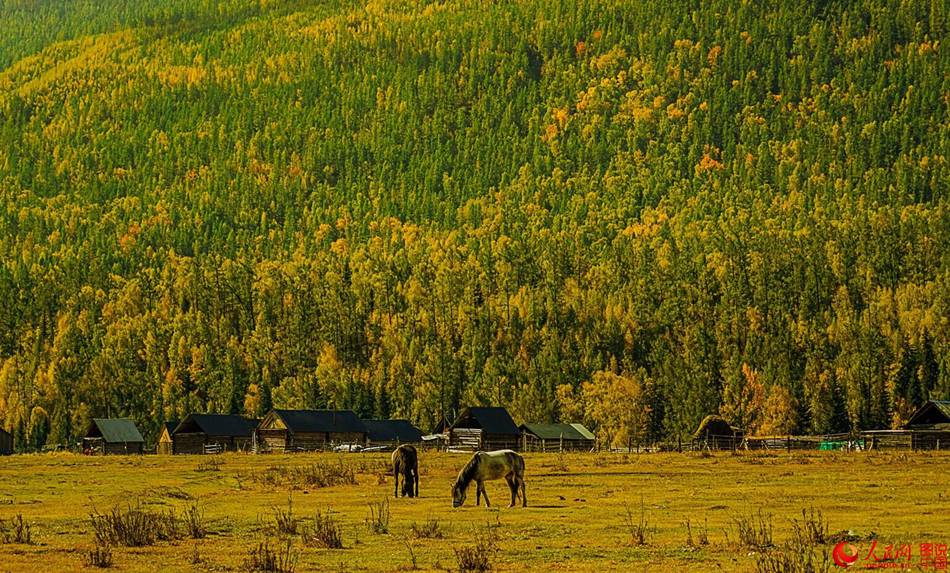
[0,450,948,572]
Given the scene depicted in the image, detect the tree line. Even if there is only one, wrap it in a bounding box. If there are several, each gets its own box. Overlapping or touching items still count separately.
[0,0,947,449]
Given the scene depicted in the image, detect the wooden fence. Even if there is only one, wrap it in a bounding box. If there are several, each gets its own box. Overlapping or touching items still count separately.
[676,431,950,452]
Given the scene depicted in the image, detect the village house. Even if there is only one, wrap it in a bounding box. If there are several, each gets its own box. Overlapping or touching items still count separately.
[363,419,424,448]
[256,409,366,452]
[903,400,950,449]
[83,418,145,455]
[521,422,596,452]
[171,414,257,454]
[448,406,522,451]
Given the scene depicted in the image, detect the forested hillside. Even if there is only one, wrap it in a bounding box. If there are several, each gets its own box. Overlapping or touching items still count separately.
[0,0,947,448]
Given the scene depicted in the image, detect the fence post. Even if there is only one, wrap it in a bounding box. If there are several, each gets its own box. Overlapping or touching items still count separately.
[786,435,791,453]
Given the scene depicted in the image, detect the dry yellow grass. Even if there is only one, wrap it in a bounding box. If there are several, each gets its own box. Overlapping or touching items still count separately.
[0,450,947,572]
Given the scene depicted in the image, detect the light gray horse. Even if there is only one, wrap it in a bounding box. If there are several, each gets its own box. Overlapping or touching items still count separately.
[452,449,526,508]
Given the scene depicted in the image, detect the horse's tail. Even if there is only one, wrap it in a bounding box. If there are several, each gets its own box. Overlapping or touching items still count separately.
[393,449,403,474]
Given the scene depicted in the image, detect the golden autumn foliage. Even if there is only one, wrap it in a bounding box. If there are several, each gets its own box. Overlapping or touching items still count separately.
[0,0,945,449]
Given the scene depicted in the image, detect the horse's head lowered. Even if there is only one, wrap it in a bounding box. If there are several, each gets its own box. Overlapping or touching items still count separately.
[452,481,467,507]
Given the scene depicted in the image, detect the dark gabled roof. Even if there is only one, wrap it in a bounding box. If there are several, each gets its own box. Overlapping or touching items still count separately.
[364,419,424,443]
[175,414,256,437]
[905,401,950,428]
[451,407,520,435]
[925,400,950,417]
[87,419,145,443]
[521,423,595,441]
[272,410,366,434]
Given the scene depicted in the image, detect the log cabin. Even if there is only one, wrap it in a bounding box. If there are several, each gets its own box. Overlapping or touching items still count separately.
[448,407,521,451]
[521,422,595,452]
[363,419,424,448]
[82,418,145,455]
[256,409,366,452]
[172,414,257,454]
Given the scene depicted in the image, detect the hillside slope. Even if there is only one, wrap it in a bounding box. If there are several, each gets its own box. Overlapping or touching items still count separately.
[0,0,947,446]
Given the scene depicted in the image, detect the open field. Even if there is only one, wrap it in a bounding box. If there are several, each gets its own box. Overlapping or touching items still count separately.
[0,451,948,572]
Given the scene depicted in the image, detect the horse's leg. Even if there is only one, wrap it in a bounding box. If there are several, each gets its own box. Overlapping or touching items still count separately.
[413,466,419,498]
[406,469,414,498]
[505,475,516,508]
[394,461,400,498]
[481,482,491,508]
[475,481,482,506]
[519,475,527,507]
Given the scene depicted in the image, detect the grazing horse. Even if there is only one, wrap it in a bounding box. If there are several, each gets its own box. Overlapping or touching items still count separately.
[392,444,419,498]
[452,450,526,508]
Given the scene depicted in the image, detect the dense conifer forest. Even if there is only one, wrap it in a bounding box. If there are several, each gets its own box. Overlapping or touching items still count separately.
[0,0,947,448]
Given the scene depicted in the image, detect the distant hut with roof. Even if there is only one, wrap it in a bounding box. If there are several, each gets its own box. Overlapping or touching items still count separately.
[448,407,521,451]
[256,409,366,452]
[157,421,178,455]
[171,414,257,454]
[905,400,950,430]
[902,400,950,450]
[364,419,424,448]
[83,418,145,455]
[521,422,595,452]
[692,415,743,450]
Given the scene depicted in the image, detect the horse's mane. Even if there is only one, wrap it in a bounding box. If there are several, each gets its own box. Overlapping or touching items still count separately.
[454,453,480,490]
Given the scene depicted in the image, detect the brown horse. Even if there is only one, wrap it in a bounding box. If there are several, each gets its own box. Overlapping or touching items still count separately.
[392,444,419,498]
[452,450,526,508]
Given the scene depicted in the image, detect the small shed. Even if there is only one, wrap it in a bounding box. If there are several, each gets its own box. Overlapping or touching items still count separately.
[521,422,595,452]
[256,409,366,452]
[83,418,145,455]
[902,401,950,450]
[172,414,256,454]
[157,421,178,455]
[0,428,12,455]
[364,419,424,447]
[449,407,521,451]
[905,401,950,429]
[693,415,743,450]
